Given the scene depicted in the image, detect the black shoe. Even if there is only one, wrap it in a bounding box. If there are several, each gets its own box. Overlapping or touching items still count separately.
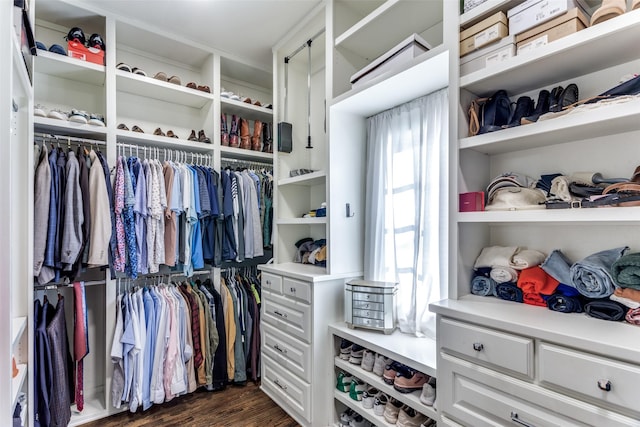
[88,33,106,51]
[547,86,565,113]
[478,89,512,134]
[552,83,579,112]
[66,27,86,45]
[505,96,534,128]
[521,89,550,125]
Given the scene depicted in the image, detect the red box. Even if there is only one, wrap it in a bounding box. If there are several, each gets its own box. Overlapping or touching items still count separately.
[459,191,485,212]
[67,40,104,65]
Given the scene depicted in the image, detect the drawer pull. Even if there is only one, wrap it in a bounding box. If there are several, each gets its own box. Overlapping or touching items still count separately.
[273,344,287,354]
[274,379,287,390]
[266,280,271,285]
[473,342,484,352]
[290,287,296,293]
[510,411,535,427]
[597,379,612,392]
[274,310,288,319]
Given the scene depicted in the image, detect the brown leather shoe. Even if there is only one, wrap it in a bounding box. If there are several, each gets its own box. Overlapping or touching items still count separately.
[229,115,240,148]
[154,127,166,137]
[239,118,251,149]
[251,120,263,151]
[198,130,211,144]
[132,125,144,133]
[188,129,198,141]
[197,85,211,93]
[186,82,197,89]
[167,130,179,138]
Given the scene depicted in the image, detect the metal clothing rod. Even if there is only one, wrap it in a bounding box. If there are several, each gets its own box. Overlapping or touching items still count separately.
[283,28,325,62]
[170,270,212,278]
[34,279,106,290]
[35,133,106,146]
[221,157,273,169]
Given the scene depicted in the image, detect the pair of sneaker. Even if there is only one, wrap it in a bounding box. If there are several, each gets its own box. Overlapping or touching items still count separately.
[384,399,430,427]
[383,361,430,394]
[340,408,373,427]
[340,338,366,365]
[36,105,105,127]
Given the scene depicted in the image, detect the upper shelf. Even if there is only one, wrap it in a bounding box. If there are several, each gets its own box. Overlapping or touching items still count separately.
[335,0,442,61]
[220,98,274,122]
[459,96,640,155]
[34,49,105,86]
[219,145,274,162]
[460,10,640,95]
[116,70,215,108]
[116,129,213,152]
[278,170,326,187]
[457,206,640,224]
[332,46,449,116]
[34,116,108,140]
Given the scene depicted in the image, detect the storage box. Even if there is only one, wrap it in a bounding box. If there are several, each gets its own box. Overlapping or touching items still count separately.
[459,192,486,212]
[460,11,508,57]
[350,33,432,87]
[508,0,584,36]
[460,35,515,75]
[516,7,588,54]
[464,0,490,13]
[345,279,397,335]
[67,40,105,65]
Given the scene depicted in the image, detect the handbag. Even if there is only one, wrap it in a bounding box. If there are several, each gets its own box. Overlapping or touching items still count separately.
[468,90,512,136]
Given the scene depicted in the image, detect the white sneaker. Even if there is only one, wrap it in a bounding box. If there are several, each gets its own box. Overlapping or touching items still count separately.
[362,386,379,409]
[373,392,388,416]
[47,109,67,121]
[419,381,436,406]
[372,354,391,377]
[88,113,105,127]
[34,104,47,117]
[361,349,376,372]
[68,109,88,124]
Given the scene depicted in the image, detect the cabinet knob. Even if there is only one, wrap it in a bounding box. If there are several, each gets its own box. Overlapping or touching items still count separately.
[473,342,484,352]
[597,379,612,392]
[290,287,296,293]
[510,411,535,427]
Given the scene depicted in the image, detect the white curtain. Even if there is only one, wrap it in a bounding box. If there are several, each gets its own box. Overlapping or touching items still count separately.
[364,88,448,339]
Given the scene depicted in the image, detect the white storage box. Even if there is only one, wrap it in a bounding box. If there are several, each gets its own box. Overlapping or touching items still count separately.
[516,7,588,54]
[508,0,585,36]
[350,33,431,88]
[460,35,515,76]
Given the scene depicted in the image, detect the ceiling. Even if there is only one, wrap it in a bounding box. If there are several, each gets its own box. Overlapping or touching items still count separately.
[79,0,323,72]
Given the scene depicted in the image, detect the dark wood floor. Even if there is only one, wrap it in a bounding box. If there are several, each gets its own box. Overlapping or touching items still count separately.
[81,382,300,427]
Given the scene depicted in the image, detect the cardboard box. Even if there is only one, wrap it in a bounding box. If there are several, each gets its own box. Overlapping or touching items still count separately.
[460,11,509,57]
[508,0,584,36]
[460,35,515,75]
[459,192,485,212]
[67,40,105,65]
[351,33,431,87]
[464,0,490,13]
[516,7,588,54]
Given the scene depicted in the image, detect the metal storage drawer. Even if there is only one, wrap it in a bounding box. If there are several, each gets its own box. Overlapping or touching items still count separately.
[352,308,385,320]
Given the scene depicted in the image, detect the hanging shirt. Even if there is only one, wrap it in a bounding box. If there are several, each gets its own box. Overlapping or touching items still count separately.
[141,287,155,411]
[87,149,111,267]
[34,145,51,277]
[77,148,91,268]
[123,158,138,279]
[113,156,126,272]
[163,162,176,267]
[133,158,148,275]
[110,294,125,409]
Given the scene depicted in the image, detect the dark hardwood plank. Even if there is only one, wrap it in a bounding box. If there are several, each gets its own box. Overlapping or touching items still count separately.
[80,382,300,427]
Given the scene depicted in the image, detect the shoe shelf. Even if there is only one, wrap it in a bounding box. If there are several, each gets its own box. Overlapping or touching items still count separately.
[220,98,274,123]
[334,390,396,427]
[278,170,326,187]
[11,317,26,354]
[115,70,214,109]
[219,145,273,162]
[277,217,327,225]
[34,116,108,140]
[457,206,640,224]
[329,323,437,377]
[11,364,27,413]
[459,97,640,155]
[34,49,105,86]
[115,129,213,152]
[334,357,438,421]
[334,0,442,62]
[460,10,640,95]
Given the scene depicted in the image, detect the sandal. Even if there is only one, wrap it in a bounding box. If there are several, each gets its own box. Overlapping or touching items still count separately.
[153,127,166,137]
[117,62,132,72]
[168,75,181,85]
[167,130,179,138]
[132,125,144,133]
[197,85,211,93]
[117,123,129,131]
[590,0,626,26]
[132,67,147,77]
[186,82,197,89]
[153,72,168,81]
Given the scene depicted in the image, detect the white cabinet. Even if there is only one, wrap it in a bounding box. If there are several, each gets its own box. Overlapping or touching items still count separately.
[258,263,352,426]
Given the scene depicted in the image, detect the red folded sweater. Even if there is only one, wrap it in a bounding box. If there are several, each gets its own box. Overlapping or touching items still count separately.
[517,266,559,307]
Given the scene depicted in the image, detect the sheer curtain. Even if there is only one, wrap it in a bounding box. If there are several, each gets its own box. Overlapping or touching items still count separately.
[364,88,448,338]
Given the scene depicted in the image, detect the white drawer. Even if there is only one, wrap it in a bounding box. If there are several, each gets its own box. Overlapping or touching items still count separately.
[263,353,311,423]
[262,291,311,343]
[539,342,640,415]
[283,277,311,303]
[262,272,283,294]
[262,322,311,382]
[440,353,640,427]
[440,317,534,378]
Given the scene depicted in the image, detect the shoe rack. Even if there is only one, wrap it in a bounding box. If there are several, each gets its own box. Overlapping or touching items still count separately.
[2,0,33,425]
[28,0,275,425]
[431,0,640,425]
[329,323,437,427]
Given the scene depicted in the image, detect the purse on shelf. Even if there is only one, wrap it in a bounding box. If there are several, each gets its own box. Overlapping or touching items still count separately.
[468,90,512,136]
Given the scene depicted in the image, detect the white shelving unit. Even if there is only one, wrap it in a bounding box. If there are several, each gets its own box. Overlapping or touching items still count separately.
[334,391,396,427]
[34,49,105,85]
[34,116,108,139]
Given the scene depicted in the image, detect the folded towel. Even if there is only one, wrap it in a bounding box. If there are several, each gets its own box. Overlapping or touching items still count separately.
[471,275,497,297]
[546,284,584,313]
[474,246,519,269]
[517,266,559,307]
[495,282,523,303]
[510,249,546,270]
[584,299,627,321]
[625,307,640,325]
[570,247,629,298]
[541,249,573,286]
[490,265,519,283]
[611,252,640,289]
[610,292,640,309]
